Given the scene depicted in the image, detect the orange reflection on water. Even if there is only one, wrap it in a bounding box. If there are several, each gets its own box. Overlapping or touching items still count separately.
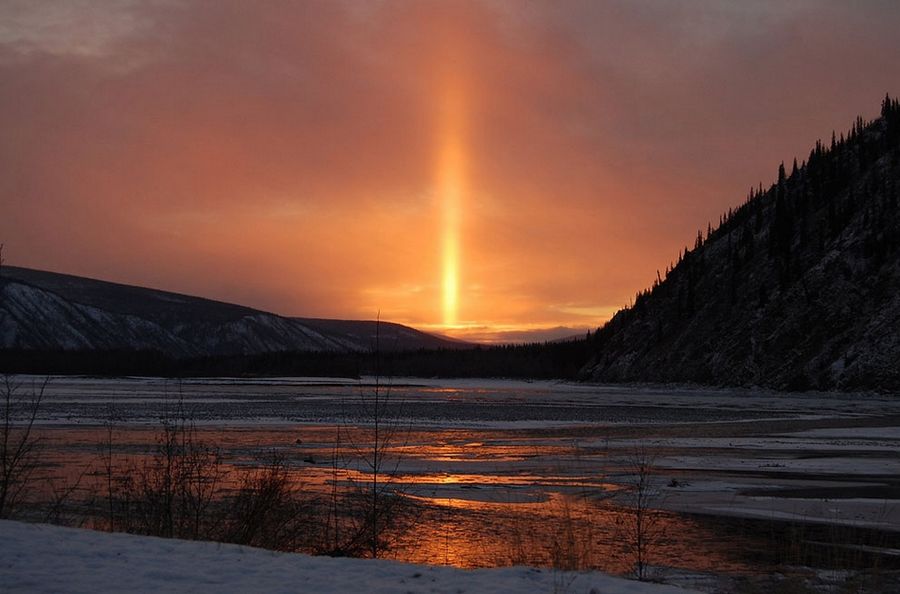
[390,491,753,574]
[395,439,571,463]
[32,424,760,577]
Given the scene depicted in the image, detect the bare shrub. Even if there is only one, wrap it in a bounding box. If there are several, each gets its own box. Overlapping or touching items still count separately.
[355,345,409,558]
[616,445,665,580]
[547,495,590,594]
[0,375,46,519]
[315,422,418,559]
[41,464,91,526]
[220,452,314,551]
[316,321,418,558]
[107,397,225,540]
[100,396,320,552]
[549,495,593,572]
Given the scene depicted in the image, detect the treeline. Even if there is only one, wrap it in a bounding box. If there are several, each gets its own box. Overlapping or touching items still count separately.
[373,340,591,379]
[0,338,591,380]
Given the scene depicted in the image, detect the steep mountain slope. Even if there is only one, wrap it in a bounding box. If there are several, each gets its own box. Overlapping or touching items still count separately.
[0,267,464,357]
[583,96,900,391]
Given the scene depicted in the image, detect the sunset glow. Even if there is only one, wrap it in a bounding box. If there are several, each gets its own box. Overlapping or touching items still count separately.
[1,2,899,342]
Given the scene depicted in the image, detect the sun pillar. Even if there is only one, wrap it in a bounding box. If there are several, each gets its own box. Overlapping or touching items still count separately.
[438,74,466,328]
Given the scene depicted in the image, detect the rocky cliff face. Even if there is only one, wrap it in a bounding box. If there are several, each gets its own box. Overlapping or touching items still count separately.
[583,97,900,392]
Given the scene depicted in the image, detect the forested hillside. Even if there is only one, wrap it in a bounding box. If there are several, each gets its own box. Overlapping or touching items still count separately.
[583,96,900,391]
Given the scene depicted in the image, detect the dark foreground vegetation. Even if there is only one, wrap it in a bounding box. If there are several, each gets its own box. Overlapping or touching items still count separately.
[1,374,417,558]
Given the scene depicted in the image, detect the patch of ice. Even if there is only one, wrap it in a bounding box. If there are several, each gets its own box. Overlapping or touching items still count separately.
[783,427,900,440]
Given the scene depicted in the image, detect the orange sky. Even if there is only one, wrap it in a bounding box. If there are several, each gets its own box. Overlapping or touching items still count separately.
[2,1,899,342]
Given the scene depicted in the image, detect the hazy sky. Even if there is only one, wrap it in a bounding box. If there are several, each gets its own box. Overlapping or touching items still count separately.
[2,0,899,341]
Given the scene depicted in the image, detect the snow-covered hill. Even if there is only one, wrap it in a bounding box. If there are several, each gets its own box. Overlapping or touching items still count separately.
[0,521,698,594]
[0,266,463,357]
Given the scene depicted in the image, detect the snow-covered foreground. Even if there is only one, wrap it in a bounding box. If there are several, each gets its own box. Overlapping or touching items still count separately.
[0,521,697,594]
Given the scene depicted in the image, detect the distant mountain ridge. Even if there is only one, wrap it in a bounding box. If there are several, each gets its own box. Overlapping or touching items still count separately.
[0,266,465,357]
[581,95,900,391]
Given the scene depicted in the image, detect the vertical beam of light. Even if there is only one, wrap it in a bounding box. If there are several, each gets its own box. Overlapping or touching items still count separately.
[438,74,466,328]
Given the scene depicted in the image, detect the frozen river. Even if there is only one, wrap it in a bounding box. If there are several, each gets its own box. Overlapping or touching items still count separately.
[27,375,900,427]
[16,375,900,583]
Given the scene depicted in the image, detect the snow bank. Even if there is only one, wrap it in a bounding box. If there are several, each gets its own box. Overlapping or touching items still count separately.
[0,521,697,594]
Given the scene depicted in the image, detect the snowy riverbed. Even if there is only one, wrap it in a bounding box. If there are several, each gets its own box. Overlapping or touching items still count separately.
[0,520,698,594]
